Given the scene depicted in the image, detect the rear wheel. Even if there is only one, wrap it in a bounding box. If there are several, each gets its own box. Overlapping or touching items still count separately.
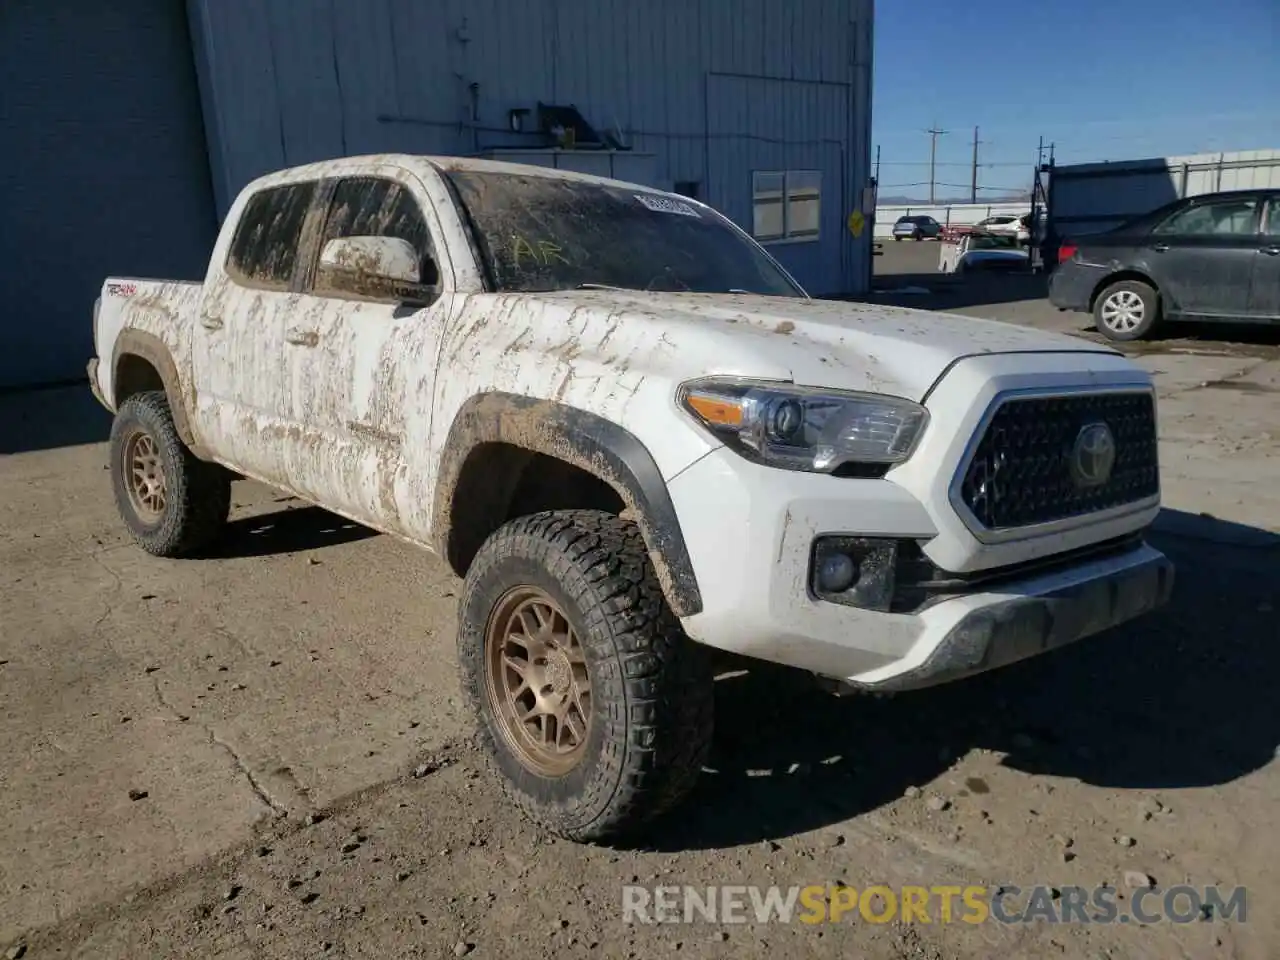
[1093,279,1161,341]
[458,509,714,842]
[109,391,230,556]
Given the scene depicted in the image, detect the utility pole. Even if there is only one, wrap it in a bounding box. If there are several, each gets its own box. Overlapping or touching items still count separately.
[874,144,881,182]
[969,126,981,204]
[925,126,948,204]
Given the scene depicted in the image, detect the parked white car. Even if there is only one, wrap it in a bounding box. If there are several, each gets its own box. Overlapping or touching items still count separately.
[974,213,1032,246]
[89,155,1173,842]
[939,233,1030,274]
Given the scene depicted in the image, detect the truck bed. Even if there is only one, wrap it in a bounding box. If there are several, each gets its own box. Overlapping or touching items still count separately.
[92,278,202,412]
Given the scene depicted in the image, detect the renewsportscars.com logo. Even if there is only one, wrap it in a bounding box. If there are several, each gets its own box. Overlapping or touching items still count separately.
[622,884,1247,926]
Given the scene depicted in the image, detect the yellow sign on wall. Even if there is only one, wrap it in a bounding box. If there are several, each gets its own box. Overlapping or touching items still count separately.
[847,210,865,237]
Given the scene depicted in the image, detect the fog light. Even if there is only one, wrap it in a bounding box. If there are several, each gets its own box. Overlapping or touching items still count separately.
[811,537,899,612]
[816,553,856,593]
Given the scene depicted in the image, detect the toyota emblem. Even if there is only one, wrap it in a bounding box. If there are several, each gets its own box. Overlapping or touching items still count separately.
[1070,422,1116,488]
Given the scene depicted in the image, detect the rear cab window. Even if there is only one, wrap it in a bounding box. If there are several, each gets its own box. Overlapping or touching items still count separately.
[226,182,318,289]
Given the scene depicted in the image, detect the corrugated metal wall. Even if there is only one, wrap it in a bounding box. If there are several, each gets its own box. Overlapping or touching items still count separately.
[0,1,217,388]
[188,0,874,295]
[1049,148,1280,237]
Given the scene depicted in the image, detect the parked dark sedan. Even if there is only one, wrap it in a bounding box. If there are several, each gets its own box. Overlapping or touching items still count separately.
[1048,188,1280,341]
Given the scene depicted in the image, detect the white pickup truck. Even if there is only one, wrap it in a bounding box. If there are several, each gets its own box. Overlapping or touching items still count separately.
[90,155,1173,842]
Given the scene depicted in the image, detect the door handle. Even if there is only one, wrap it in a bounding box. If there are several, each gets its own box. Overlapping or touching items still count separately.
[1151,243,1169,253]
[1260,245,1280,256]
[284,327,320,347]
[199,314,224,331]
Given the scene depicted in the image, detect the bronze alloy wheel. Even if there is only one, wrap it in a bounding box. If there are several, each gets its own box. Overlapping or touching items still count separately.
[484,586,593,777]
[123,427,167,523]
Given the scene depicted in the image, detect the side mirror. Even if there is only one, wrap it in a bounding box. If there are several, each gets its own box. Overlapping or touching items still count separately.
[316,236,438,302]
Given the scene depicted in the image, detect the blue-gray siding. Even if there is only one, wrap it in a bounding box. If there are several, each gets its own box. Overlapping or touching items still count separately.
[190,0,874,296]
[0,0,217,387]
[2,0,872,387]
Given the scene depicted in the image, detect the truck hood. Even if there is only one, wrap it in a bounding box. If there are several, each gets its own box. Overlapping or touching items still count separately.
[522,290,1119,402]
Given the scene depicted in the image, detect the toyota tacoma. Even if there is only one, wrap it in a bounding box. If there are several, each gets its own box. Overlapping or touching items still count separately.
[89,155,1174,841]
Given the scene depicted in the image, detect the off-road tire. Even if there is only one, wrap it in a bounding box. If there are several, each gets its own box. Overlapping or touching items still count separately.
[109,391,231,556]
[458,509,714,842]
[1093,279,1161,341]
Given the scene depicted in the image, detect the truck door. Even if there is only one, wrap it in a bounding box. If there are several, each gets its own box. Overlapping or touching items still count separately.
[280,173,456,537]
[190,180,321,484]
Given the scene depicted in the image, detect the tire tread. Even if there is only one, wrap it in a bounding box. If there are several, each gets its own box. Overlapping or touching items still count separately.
[458,509,713,842]
[110,391,230,556]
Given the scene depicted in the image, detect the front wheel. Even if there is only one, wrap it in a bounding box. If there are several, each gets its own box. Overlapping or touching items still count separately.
[1093,279,1161,341]
[458,510,714,842]
[109,391,231,556]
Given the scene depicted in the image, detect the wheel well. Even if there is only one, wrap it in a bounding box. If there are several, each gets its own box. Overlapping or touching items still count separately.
[445,442,626,576]
[1089,271,1160,312]
[114,353,165,406]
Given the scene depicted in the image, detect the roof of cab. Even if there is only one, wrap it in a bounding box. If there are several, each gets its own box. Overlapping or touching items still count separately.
[240,152,682,198]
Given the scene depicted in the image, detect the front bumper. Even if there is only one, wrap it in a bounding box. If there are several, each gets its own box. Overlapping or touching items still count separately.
[668,446,1172,692]
[842,542,1173,691]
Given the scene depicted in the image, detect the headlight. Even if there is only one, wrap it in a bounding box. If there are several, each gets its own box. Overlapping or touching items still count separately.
[677,378,927,474]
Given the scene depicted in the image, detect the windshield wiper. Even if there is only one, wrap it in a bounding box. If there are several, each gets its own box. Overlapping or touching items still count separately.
[575,283,628,291]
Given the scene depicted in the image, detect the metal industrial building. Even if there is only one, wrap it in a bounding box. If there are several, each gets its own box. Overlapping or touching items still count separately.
[0,1,874,389]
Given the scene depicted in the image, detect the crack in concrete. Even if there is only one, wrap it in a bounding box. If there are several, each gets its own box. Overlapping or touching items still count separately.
[86,551,124,637]
[207,733,290,819]
[150,676,288,818]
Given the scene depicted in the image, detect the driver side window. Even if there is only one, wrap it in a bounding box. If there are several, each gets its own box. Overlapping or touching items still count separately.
[308,177,439,299]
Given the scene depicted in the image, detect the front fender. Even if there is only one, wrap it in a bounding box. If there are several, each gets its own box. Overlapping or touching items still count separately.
[433,392,703,617]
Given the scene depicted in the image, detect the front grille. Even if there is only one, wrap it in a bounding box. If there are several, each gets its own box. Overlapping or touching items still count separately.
[958,391,1159,531]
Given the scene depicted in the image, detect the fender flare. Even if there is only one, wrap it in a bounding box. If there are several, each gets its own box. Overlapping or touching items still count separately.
[433,392,703,617]
[111,330,209,458]
[1090,269,1165,314]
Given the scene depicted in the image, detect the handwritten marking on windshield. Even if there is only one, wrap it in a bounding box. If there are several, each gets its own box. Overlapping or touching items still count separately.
[511,236,572,266]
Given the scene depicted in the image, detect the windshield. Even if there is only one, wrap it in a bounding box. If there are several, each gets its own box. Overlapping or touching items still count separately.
[444,170,805,297]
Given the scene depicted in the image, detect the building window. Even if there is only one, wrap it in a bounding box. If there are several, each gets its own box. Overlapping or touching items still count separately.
[752,170,821,243]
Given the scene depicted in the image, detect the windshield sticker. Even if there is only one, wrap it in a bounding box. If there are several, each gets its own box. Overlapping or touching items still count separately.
[511,236,571,266]
[635,194,701,218]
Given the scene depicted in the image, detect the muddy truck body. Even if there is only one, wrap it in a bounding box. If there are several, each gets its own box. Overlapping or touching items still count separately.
[90,155,1173,840]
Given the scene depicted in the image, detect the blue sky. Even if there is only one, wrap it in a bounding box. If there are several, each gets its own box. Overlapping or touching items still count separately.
[872,0,1280,199]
